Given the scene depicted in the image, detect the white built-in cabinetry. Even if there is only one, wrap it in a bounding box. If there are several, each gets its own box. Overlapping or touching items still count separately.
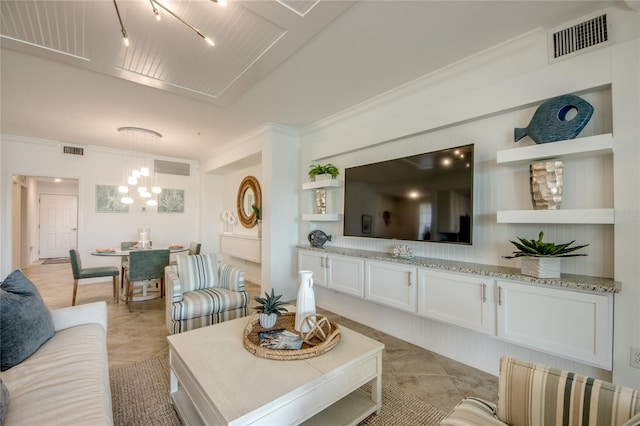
[365,261,417,313]
[417,269,494,335]
[496,133,614,224]
[496,280,613,368]
[301,179,342,222]
[298,247,615,369]
[298,250,364,297]
[220,235,261,263]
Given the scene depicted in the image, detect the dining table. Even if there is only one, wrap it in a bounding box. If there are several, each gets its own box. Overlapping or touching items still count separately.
[91,246,189,302]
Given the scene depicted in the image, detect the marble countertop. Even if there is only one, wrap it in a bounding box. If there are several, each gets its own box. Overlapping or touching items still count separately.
[298,245,621,294]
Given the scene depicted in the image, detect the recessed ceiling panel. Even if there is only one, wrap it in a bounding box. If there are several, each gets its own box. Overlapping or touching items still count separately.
[116,0,286,99]
[1,0,352,107]
[0,0,89,59]
[277,0,320,17]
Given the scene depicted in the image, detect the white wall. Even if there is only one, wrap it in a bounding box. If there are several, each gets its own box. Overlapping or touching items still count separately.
[300,9,640,385]
[202,123,301,301]
[219,165,263,284]
[1,136,202,275]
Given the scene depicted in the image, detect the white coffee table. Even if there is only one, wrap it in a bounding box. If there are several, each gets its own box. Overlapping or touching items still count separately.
[167,316,384,425]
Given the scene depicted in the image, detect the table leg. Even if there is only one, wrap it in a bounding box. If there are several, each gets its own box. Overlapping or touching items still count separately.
[373,351,382,415]
[170,351,178,395]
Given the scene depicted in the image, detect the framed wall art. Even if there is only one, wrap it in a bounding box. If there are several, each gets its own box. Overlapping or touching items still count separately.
[158,188,185,213]
[96,184,129,213]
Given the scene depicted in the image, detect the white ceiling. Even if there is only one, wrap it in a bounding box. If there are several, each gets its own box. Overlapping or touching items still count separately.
[0,0,618,162]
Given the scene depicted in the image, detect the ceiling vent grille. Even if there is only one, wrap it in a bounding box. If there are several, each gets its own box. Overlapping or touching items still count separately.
[62,145,84,156]
[551,14,608,60]
[155,160,190,176]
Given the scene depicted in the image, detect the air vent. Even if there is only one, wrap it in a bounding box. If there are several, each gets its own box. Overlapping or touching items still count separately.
[551,14,608,60]
[155,160,190,176]
[63,146,84,156]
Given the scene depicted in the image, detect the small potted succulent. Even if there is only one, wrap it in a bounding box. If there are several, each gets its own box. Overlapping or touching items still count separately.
[503,231,588,278]
[254,288,288,328]
[308,163,339,181]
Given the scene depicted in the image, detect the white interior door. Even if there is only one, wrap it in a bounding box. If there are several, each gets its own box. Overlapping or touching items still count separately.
[39,194,78,259]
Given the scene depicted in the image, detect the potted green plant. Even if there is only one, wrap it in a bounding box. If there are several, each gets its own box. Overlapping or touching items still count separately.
[308,163,339,181]
[251,204,262,237]
[254,288,288,328]
[503,231,588,278]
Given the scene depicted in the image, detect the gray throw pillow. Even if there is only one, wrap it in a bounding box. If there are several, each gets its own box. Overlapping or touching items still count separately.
[0,378,8,423]
[0,269,55,371]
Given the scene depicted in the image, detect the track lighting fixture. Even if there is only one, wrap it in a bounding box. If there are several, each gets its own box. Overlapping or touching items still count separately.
[113,0,222,48]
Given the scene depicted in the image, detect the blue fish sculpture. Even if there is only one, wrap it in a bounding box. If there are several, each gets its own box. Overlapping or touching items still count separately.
[514,94,594,144]
[308,230,331,248]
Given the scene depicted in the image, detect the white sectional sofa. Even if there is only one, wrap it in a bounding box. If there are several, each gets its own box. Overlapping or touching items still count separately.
[0,301,113,425]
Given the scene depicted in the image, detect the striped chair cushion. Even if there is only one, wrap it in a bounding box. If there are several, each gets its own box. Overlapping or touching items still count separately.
[441,397,506,426]
[177,254,218,292]
[498,357,640,426]
[170,287,249,321]
[169,306,248,334]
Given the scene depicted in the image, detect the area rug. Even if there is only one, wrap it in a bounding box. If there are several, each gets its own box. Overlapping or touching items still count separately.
[41,257,70,265]
[109,353,448,426]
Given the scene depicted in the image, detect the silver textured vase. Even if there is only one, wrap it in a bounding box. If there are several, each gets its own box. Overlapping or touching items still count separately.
[315,189,326,214]
[530,161,563,210]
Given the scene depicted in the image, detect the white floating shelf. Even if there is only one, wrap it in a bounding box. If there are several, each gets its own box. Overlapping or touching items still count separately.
[302,213,342,222]
[497,209,614,224]
[497,133,613,165]
[302,179,342,190]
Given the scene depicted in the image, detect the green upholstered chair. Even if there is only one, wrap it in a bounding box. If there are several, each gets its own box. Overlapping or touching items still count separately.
[125,249,170,312]
[69,249,120,306]
[188,242,201,255]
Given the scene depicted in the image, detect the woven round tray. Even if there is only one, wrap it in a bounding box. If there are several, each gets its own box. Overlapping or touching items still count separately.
[243,312,341,360]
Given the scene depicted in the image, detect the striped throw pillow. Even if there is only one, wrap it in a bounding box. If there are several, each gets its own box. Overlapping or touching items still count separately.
[498,357,640,426]
[177,254,218,292]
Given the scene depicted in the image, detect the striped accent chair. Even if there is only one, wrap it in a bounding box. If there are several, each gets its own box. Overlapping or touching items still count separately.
[165,253,248,334]
[441,356,640,426]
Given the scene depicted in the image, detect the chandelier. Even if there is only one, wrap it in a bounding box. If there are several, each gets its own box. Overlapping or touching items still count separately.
[117,127,163,207]
[112,0,227,48]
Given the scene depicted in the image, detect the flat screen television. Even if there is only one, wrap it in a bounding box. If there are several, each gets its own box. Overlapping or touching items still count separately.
[343,144,474,244]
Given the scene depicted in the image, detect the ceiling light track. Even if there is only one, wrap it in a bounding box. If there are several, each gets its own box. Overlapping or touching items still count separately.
[150,0,215,46]
[112,0,220,48]
[112,0,129,47]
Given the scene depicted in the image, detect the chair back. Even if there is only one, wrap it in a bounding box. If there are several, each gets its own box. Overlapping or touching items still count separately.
[128,249,170,282]
[121,241,137,250]
[69,249,82,278]
[188,242,202,255]
[121,241,153,250]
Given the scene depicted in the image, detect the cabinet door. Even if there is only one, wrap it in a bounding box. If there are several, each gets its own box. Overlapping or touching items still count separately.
[496,281,613,369]
[298,250,327,287]
[417,269,494,335]
[326,254,364,297]
[365,261,417,312]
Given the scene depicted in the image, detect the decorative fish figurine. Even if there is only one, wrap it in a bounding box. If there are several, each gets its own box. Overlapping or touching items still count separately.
[514,94,594,144]
[308,230,331,248]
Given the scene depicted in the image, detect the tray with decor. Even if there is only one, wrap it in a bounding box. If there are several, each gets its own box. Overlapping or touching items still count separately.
[242,312,341,360]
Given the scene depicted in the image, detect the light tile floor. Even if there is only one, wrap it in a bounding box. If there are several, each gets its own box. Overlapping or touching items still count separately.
[23,261,498,413]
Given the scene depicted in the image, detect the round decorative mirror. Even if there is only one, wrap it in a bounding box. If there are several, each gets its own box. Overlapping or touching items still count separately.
[237,176,261,228]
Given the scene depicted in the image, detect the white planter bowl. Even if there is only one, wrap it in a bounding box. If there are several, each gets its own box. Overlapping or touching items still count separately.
[259,313,277,329]
[520,257,561,279]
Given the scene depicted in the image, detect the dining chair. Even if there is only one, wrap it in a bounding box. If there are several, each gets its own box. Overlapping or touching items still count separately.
[124,249,170,312]
[188,242,201,255]
[69,249,120,306]
[119,241,137,289]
